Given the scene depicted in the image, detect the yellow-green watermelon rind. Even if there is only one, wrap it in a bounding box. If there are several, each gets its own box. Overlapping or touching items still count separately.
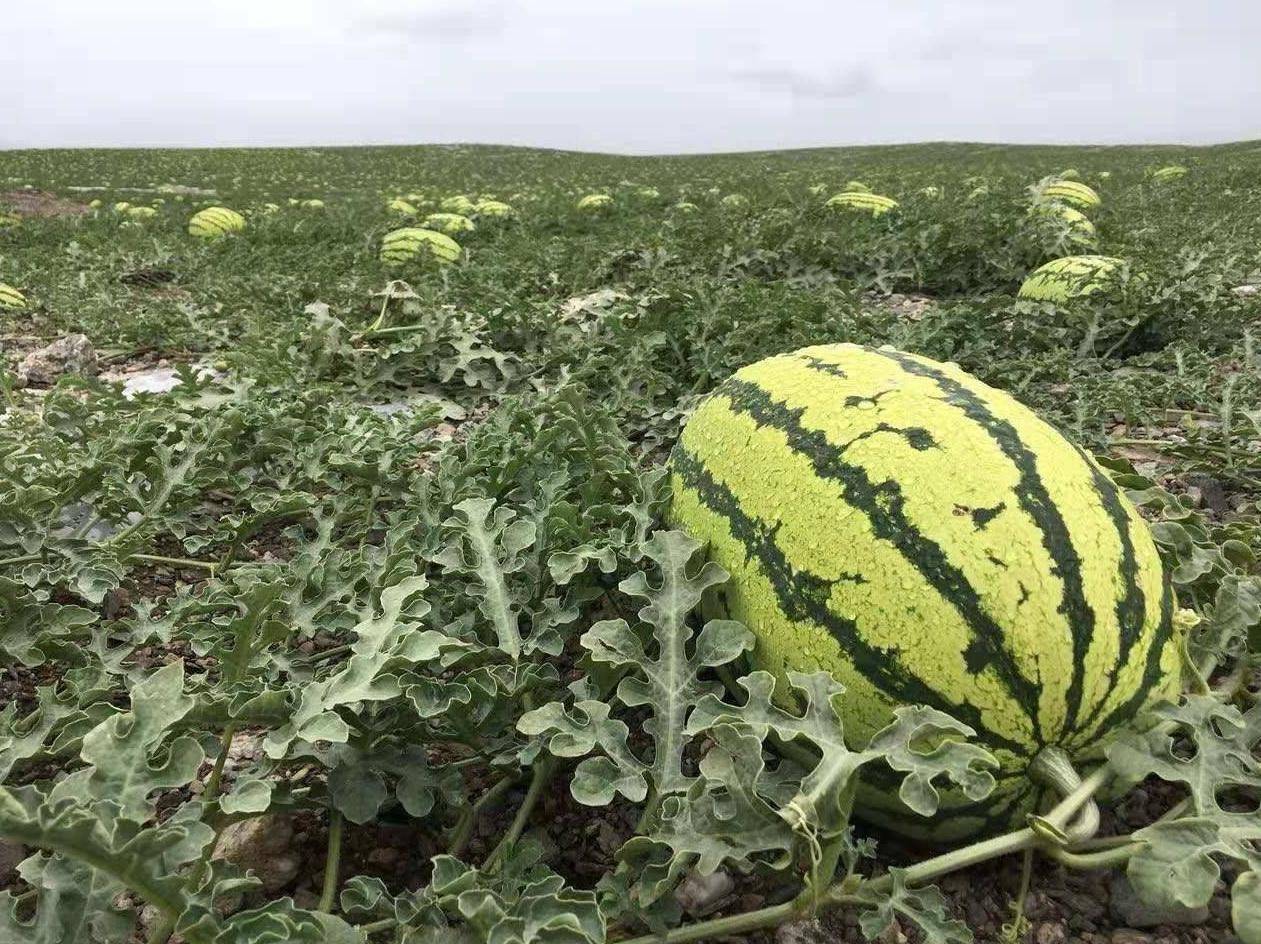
[577,193,613,210]
[1028,203,1097,245]
[1018,255,1124,303]
[1041,180,1101,210]
[0,284,26,310]
[474,200,514,218]
[379,227,461,265]
[188,206,246,239]
[825,191,898,216]
[1151,165,1188,182]
[423,212,476,234]
[668,343,1179,838]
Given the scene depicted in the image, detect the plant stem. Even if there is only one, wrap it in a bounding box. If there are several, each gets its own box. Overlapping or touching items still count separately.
[1043,842,1139,870]
[204,724,237,802]
[319,811,344,913]
[618,764,1114,944]
[357,918,398,935]
[130,553,218,572]
[483,758,554,872]
[449,774,517,857]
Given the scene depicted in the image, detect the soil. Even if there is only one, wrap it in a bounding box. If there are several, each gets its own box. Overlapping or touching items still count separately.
[1,189,90,219]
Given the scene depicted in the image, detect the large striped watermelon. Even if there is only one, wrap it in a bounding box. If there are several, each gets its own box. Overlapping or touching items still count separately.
[669,343,1180,838]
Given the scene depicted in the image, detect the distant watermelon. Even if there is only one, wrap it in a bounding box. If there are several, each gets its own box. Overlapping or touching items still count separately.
[826,191,898,216]
[188,207,246,239]
[474,200,514,218]
[577,193,613,210]
[423,212,475,234]
[387,198,418,216]
[440,195,476,213]
[1041,181,1101,211]
[1029,203,1096,246]
[1151,165,1188,182]
[1019,255,1124,302]
[380,227,461,265]
[0,283,26,310]
[0,211,19,229]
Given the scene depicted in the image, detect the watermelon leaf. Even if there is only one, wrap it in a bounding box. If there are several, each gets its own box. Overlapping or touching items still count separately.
[854,867,973,944]
[689,670,998,836]
[521,530,753,805]
[1108,695,1261,919]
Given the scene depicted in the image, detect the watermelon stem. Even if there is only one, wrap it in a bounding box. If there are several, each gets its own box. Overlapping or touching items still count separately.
[615,766,1115,944]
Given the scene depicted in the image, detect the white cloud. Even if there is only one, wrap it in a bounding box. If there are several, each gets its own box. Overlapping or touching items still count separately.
[2,0,1258,152]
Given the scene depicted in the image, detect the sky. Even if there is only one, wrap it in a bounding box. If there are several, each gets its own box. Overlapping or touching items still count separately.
[4,0,1260,154]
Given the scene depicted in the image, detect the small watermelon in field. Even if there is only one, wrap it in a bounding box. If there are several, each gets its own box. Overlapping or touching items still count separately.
[721,193,748,208]
[440,195,476,213]
[1019,255,1124,302]
[1041,180,1101,211]
[188,206,246,239]
[825,191,898,216]
[387,198,418,216]
[1028,202,1096,246]
[423,212,475,235]
[125,206,157,220]
[379,227,461,266]
[577,193,613,211]
[0,284,26,310]
[844,180,871,193]
[474,200,514,218]
[1151,165,1188,182]
[0,211,19,229]
[669,342,1179,839]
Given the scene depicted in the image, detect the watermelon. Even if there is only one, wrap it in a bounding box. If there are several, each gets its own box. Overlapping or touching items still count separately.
[188,206,246,239]
[1151,165,1188,182]
[379,227,461,265]
[474,200,514,218]
[1041,180,1101,211]
[1028,203,1096,246]
[423,212,475,235]
[387,198,419,216]
[669,343,1179,838]
[440,195,476,213]
[1019,255,1124,303]
[0,284,26,310]
[826,191,898,216]
[577,193,613,210]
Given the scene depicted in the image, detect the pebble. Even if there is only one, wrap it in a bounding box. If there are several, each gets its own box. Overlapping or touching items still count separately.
[674,869,735,917]
[15,334,97,387]
[774,918,826,944]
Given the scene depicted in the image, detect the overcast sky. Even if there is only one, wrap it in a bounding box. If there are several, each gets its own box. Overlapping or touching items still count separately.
[4,0,1259,154]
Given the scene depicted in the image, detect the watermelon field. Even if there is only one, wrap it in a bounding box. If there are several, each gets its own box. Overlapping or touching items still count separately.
[0,141,1258,944]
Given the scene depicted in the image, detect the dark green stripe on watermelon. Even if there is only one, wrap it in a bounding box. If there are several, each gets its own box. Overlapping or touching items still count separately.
[717,376,1046,746]
[672,445,1030,757]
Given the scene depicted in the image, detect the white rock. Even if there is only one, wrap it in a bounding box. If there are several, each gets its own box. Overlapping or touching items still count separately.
[775,917,827,944]
[212,815,301,894]
[16,334,97,387]
[674,869,735,917]
[1232,284,1259,297]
